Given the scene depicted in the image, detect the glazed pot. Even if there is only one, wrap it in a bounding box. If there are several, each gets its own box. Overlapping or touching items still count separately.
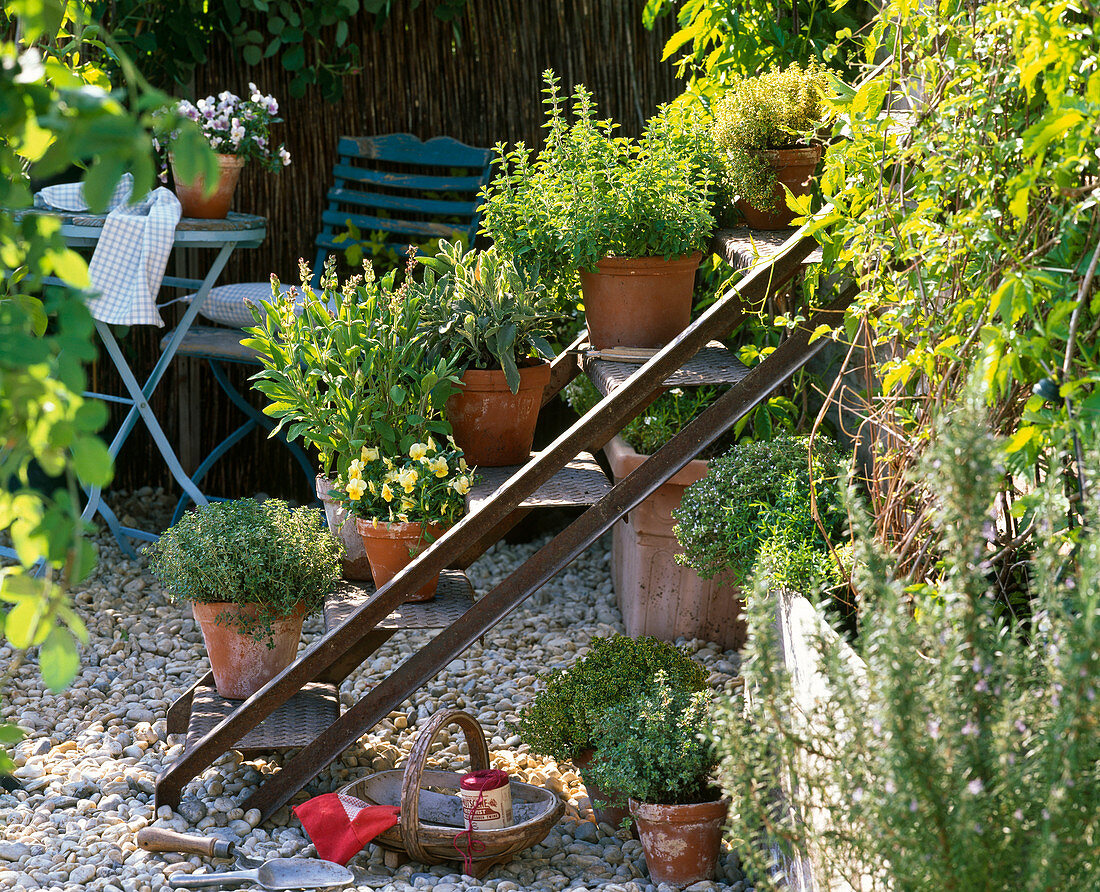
[354,518,446,602]
[579,252,702,349]
[171,152,245,219]
[316,474,374,581]
[446,362,551,467]
[572,749,636,835]
[735,144,822,230]
[630,796,730,886]
[192,601,306,700]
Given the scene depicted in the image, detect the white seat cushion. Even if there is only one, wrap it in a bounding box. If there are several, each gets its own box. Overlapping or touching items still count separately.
[190,281,303,329]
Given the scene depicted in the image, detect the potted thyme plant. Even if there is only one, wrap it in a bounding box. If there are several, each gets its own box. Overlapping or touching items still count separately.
[587,672,728,886]
[517,634,708,828]
[482,70,714,349]
[420,240,561,467]
[163,85,291,218]
[713,62,831,230]
[148,498,341,699]
[244,251,462,580]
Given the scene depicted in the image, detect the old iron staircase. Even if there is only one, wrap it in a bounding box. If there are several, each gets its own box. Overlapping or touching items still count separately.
[155,222,852,818]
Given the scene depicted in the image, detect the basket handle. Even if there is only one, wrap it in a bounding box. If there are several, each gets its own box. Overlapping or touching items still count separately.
[399,708,490,865]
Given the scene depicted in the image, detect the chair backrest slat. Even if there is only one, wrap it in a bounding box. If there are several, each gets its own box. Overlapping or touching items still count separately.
[337,133,493,168]
[325,187,480,218]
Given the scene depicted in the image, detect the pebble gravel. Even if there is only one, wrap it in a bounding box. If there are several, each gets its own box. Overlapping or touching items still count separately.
[0,489,748,892]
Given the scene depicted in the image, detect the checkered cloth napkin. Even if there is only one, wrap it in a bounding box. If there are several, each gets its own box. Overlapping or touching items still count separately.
[34,174,182,327]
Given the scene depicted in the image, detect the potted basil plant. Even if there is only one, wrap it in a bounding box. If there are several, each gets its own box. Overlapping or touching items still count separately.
[148,498,341,699]
[482,70,715,350]
[420,240,561,467]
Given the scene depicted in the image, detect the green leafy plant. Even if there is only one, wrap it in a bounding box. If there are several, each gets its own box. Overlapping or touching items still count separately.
[147,498,341,644]
[419,240,560,393]
[712,62,831,213]
[332,436,471,527]
[481,70,715,301]
[715,391,1100,891]
[673,434,847,581]
[517,634,708,763]
[586,671,719,807]
[243,251,463,476]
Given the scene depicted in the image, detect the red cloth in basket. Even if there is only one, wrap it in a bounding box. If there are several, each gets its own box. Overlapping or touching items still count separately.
[293,793,400,865]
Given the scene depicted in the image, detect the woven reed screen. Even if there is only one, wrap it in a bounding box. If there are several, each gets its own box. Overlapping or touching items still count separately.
[101,0,679,505]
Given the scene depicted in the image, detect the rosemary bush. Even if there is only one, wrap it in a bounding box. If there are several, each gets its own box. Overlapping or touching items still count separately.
[586,671,720,807]
[716,395,1100,891]
[673,435,847,582]
[147,499,341,644]
[517,634,708,763]
[481,70,715,301]
[712,62,830,213]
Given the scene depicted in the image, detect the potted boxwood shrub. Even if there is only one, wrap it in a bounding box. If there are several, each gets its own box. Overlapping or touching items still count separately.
[244,252,463,580]
[148,498,341,700]
[332,437,472,603]
[420,240,561,467]
[713,62,831,230]
[517,634,708,828]
[587,672,728,886]
[482,70,715,349]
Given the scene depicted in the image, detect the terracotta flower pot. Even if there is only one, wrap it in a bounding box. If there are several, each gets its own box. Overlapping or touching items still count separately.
[354,518,446,603]
[171,152,245,219]
[579,252,703,350]
[630,796,730,886]
[446,362,551,467]
[735,144,822,231]
[316,474,374,581]
[191,601,306,700]
[572,749,636,835]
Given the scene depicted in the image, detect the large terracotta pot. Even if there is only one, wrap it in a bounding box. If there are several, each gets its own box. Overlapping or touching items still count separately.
[579,252,702,350]
[316,474,374,581]
[191,601,306,700]
[605,435,746,651]
[735,144,822,231]
[446,362,551,467]
[171,152,245,219]
[354,518,446,602]
[630,796,730,886]
[572,749,636,835]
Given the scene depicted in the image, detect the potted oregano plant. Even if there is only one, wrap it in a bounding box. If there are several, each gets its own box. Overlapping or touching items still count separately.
[713,62,831,230]
[420,240,561,466]
[587,672,728,886]
[517,634,707,828]
[482,70,715,349]
[148,498,341,699]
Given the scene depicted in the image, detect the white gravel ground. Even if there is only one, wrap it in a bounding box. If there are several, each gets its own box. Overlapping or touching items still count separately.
[0,489,749,892]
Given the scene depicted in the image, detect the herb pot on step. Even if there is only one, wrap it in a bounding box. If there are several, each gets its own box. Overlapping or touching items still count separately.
[629,796,730,886]
[446,362,551,467]
[735,145,822,231]
[572,749,637,835]
[355,518,446,603]
[316,474,373,580]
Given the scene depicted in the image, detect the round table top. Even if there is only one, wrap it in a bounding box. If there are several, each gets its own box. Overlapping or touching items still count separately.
[17,208,267,248]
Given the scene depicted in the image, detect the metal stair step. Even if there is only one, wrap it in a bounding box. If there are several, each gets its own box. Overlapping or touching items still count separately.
[323,570,474,633]
[466,451,611,512]
[186,682,339,755]
[583,341,750,396]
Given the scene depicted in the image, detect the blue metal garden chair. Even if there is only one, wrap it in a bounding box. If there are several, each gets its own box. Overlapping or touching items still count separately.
[166,133,495,522]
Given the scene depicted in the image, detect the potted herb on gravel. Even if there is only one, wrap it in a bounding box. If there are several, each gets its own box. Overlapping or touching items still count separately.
[420,240,561,467]
[148,498,341,699]
[713,62,831,230]
[482,70,715,350]
[517,634,708,829]
[332,437,472,603]
[587,672,728,887]
[244,251,463,580]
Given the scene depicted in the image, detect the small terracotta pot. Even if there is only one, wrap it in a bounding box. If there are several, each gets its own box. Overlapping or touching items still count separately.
[316,474,374,581]
[579,252,702,350]
[446,362,551,467]
[735,144,822,230]
[572,749,636,835]
[354,518,446,602]
[630,796,730,886]
[172,152,245,219]
[191,601,306,700]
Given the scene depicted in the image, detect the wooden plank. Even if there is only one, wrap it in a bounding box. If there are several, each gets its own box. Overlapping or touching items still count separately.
[319,209,460,240]
[338,133,494,169]
[324,186,480,218]
[712,228,824,274]
[331,163,488,194]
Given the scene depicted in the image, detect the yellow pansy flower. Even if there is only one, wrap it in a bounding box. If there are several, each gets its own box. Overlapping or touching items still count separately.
[401,498,416,513]
[426,435,437,452]
[346,478,367,501]
[381,483,394,502]
[368,480,377,495]
[361,446,380,462]
[385,469,399,483]
[458,457,469,473]
[409,442,428,461]
[347,459,364,480]
[451,475,471,496]
[399,468,418,493]
[428,456,449,478]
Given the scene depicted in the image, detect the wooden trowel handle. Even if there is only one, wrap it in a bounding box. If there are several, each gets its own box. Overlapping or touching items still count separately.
[137,828,235,859]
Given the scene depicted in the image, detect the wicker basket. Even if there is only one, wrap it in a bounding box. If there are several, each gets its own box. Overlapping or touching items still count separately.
[338,708,564,878]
